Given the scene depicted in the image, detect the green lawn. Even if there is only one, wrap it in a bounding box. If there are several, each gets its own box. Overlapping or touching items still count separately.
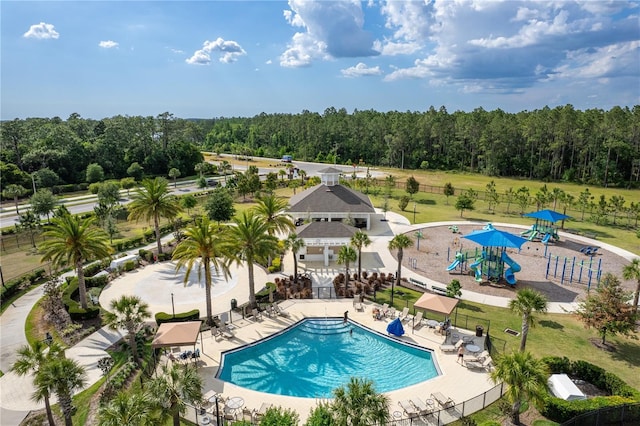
[375,285,640,391]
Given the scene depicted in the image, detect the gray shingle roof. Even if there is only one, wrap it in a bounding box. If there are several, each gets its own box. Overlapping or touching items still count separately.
[297,221,358,239]
[288,184,375,214]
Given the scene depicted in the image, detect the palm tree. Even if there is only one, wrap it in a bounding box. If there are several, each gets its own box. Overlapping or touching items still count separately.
[38,356,87,426]
[148,363,202,426]
[490,351,549,425]
[12,341,65,426]
[40,214,112,309]
[284,232,305,284]
[226,212,279,308]
[98,390,155,426]
[508,288,548,352]
[172,217,231,325]
[337,245,357,296]
[350,230,371,280]
[331,377,390,426]
[103,295,151,366]
[128,177,182,255]
[388,234,413,306]
[622,258,640,314]
[2,183,27,214]
[253,193,294,266]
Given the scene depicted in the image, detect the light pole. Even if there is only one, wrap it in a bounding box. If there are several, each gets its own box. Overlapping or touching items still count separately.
[413,202,416,224]
[171,293,175,318]
[415,231,423,251]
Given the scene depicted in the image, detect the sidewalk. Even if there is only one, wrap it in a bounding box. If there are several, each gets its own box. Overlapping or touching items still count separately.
[0,236,172,424]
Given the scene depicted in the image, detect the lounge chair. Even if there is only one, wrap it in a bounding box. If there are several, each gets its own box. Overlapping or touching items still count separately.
[411,397,432,416]
[386,307,396,319]
[218,325,235,339]
[440,338,464,353]
[431,392,455,409]
[466,350,490,363]
[353,300,364,311]
[381,303,389,316]
[412,311,424,329]
[465,356,493,371]
[398,307,410,322]
[254,402,272,420]
[251,308,262,322]
[398,400,419,417]
[272,303,290,317]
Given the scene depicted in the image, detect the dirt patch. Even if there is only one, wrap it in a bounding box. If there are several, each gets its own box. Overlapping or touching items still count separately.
[398,224,635,304]
[588,337,617,352]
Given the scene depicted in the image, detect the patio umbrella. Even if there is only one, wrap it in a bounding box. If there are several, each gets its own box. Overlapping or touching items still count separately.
[386,318,405,336]
[523,209,570,223]
[462,224,528,249]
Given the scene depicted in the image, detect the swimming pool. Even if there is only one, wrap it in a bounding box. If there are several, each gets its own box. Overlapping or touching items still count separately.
[216,318,440,398]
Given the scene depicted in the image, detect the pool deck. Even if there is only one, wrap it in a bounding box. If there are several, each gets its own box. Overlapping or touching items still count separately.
[173,299,494,424]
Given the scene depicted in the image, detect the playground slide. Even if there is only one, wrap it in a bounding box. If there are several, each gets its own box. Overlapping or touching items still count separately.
[528,231,539,241]
[474,268,483,282]
[541,233,552,244]
[446,259,461,271]
[501,252,521,273]
[504,268,517,286]
[469,258,484,270]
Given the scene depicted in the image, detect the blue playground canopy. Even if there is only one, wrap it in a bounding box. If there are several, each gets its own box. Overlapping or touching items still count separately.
[523,209,570,223]
[386,318,405,336]
[462,224,528,249]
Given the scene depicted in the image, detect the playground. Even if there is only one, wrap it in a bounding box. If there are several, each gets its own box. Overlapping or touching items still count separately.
[401,223,636,304]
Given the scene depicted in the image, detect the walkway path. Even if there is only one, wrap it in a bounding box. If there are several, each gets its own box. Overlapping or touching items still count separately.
[1,212,633,424]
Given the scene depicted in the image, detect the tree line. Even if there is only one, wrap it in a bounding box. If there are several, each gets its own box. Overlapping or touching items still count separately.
[2,105,639,198]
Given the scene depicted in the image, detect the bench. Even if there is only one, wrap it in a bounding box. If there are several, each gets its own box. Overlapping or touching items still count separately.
[583,232,597,239]
[409,278,427,289]
[431,286,448,295]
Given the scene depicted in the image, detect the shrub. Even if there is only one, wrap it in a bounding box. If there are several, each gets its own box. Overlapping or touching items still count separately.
[540,356,640,423]
[155,309,200,325]
[85,274,108,288]
[62,277,100,320]
[260,406,300,426]
[123,260,136,272]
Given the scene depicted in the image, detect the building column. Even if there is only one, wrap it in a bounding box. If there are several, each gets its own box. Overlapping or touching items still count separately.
[323,246,329,267]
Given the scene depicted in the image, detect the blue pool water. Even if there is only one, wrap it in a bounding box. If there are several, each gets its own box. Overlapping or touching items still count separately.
[216,318,440,398]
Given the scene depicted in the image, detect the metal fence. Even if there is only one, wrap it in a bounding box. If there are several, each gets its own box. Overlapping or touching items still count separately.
[560,402,640,426]
[383,383,506,425]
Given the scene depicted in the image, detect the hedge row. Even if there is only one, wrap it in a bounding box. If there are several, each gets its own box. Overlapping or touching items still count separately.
[0,268,46,305]
[540,356,640,423]
[155,309,200,325]
[111,223,174,252]
[62,277,100,320]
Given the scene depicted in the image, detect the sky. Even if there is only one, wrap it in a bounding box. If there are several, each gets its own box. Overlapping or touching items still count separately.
[1,0,639,120]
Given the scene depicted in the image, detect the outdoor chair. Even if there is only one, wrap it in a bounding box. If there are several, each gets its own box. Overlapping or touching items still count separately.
[386,307,396,319]
[412,311,424,329]
[218,325,235,339]
[253,402,272,421]
[411,397,432,416]
[465,356,493,371]
[465,350,490,364]
[439,338,464,353]
[398,307,410,322]
[381,303,389,316]
[398,400,420,418]
[431,392,455,409]
[272,303,290,317]
[251,308,262,322]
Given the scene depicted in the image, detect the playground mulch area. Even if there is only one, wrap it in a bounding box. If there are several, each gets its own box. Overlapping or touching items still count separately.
[402,224,634,304]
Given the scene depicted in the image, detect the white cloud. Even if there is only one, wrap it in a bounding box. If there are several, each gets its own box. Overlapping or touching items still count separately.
[266,59,273,65]
[99,40,118,49]
[186,37,246,65]
[23,22,59,40]
[280,0,378,67]
[341,62,383,77]
[381,0,639,95]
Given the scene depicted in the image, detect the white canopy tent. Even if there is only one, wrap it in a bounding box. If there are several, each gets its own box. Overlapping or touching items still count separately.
[548,374,586,401]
